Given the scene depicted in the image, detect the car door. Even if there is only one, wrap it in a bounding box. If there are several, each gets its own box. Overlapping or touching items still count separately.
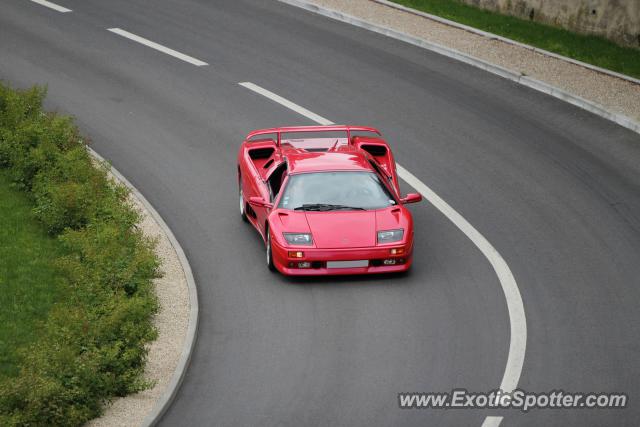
[239,146,273,232]
[254,162,287,237]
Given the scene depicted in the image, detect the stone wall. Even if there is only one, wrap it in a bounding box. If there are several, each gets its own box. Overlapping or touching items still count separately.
[461,0,640,47]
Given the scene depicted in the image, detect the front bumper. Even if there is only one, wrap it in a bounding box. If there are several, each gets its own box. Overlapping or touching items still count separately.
[271,239,413,276]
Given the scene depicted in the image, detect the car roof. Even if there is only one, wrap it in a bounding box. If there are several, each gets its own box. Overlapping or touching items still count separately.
[285,149,374,174]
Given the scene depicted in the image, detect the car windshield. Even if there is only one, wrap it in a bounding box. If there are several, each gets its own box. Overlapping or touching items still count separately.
[278,171,397,211]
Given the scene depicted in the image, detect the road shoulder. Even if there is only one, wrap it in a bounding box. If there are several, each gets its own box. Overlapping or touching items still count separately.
[284,0,640,130]
[87,151,198,427]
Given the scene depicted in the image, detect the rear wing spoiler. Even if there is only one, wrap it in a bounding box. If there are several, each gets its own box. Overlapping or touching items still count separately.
[245,125,382,146]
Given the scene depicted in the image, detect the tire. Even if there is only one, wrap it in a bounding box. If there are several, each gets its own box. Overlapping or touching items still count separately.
[239,185,248,222]
[266,228,276,272]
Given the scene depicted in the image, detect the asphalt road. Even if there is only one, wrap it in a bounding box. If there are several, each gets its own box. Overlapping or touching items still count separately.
[2,0,640,425]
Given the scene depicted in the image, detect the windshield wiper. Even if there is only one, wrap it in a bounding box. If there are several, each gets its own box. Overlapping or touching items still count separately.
[294,204,365,211]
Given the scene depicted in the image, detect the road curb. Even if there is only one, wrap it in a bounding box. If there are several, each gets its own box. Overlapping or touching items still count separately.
[88,148,199,427]
[277,0,640,135]
[371,0,640,86]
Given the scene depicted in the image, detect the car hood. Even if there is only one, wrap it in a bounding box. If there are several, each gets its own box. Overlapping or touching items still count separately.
[303,211,376,249]
[302,207,404,249]
[274,207,406,249]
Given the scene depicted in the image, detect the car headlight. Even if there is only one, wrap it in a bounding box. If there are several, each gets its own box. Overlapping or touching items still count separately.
[377,229,404,244]
[283,232,313,245]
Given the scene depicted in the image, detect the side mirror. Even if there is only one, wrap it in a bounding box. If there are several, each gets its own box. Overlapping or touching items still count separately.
[400,193,422,204]
[249,196,273,209]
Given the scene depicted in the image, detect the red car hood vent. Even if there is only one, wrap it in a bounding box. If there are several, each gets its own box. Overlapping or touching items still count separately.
[305,211,376,249]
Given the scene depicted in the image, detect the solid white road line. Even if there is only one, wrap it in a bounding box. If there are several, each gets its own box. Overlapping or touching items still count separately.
[239,81,527,427]
[398,164,526,427]
[30,0,72,13]
[107,28,209,67]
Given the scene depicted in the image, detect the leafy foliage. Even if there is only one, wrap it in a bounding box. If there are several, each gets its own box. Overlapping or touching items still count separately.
[0,82,160,426]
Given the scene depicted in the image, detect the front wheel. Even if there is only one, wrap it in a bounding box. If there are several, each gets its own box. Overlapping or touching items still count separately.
[239,186,248,222]
[266,229,276,272]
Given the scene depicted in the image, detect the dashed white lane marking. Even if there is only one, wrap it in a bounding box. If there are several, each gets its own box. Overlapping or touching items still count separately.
[30,0,72,13]
[107,28,209,67]
[481,416,504,427]
[239,81,527,427]
[239,82,333,125]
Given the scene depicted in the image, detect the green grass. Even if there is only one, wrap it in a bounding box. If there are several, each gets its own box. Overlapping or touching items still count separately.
[0,83,159,426]
[390,0,640,79]
[0,171,66,377]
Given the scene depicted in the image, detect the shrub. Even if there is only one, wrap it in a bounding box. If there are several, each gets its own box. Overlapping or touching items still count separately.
[0,82,160,426]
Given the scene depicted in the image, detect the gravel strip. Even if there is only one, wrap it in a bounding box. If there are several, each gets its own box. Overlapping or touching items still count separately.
[308,0,640,122]
[87,179,190,427]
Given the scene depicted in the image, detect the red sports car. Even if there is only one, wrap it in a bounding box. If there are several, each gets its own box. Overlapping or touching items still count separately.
[237,125,422,275]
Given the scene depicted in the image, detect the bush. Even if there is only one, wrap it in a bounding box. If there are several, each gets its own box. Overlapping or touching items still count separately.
[0,82,160,426]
